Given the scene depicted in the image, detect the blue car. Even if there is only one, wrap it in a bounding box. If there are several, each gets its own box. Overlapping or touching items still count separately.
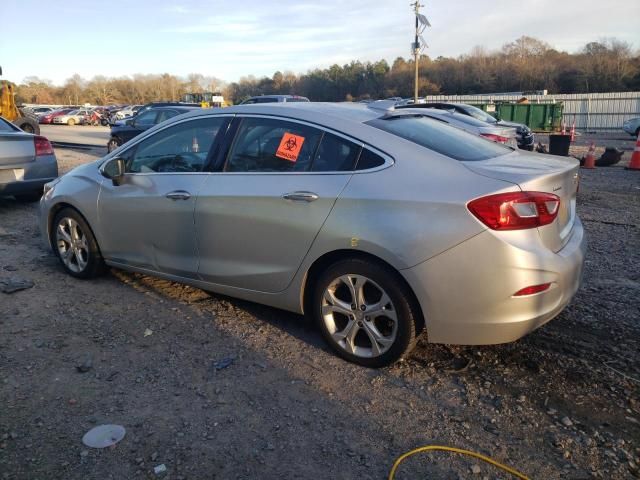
[107,106,198,152]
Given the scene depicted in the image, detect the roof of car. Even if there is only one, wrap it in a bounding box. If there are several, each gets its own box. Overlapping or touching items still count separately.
[179,102,383,124]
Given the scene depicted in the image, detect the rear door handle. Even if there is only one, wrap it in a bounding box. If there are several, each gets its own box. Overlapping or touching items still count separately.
[166,190,191,200]
[282,191,319,202]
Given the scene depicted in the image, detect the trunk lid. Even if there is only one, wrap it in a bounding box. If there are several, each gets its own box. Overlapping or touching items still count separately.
[0,132,36,167]
[464,150,580,252]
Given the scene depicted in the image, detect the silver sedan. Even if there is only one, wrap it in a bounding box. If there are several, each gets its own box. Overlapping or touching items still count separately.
[0,117,58,201]
[39,103,586,367]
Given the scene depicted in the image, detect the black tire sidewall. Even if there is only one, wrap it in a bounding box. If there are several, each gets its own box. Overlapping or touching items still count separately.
[312,258,417,368]
[51,208,105,279]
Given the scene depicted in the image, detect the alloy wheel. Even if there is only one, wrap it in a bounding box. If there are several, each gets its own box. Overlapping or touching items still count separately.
[56,217,89,273]
[321,274,398,358]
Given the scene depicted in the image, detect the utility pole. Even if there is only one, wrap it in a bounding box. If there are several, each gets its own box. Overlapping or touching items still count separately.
[411,2,430,103]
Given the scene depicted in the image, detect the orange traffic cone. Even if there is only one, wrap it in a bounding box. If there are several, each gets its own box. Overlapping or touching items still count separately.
[582,142,596,169]
[627,133,640,170]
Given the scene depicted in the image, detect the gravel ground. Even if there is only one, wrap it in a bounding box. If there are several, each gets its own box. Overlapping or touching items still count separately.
[1,143,639,480]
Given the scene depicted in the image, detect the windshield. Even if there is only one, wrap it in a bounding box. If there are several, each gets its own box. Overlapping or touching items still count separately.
[67,110,80,115]
[460,104,497,124]
[367,114,511,161]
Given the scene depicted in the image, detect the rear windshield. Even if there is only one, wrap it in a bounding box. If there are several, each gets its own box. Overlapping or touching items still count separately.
[367,114,511,161]
[0,117,19,132]
[460,104,498,124]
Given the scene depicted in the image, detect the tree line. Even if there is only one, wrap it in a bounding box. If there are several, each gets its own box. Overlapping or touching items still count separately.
[15,36,639,106]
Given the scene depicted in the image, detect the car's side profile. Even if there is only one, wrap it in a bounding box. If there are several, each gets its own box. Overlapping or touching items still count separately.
[40,103,586,367]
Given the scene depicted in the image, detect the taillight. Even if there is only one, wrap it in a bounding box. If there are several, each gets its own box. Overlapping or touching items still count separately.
[34,136,54,156]
[513,283,552,296]
[480,133,509,144]
[467,192,560,230]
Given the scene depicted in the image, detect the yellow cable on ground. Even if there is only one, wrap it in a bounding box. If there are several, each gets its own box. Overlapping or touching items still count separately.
[388,445,531,480]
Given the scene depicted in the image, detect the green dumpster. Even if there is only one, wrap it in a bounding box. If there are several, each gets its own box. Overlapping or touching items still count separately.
[470,102,563,132]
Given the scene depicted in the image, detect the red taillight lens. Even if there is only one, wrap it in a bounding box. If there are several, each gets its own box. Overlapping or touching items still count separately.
[34,136,54,156]
[480,133,509,144]
[468,192,560,230]
[513,283,552,296]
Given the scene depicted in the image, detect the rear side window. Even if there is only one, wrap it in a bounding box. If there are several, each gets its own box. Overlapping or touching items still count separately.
[225,117,322,172]
[367,115,510,161]
[356,148,385,170]
[311,133,360,172]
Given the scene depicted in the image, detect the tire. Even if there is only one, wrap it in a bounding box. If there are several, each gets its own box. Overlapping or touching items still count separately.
[107,137,121,153]
[68,118,76,126]
[101,118,109,126]
[14,190,43,202]
[312,258,420,367]
[51,208,106,279]
[13,116,40,135]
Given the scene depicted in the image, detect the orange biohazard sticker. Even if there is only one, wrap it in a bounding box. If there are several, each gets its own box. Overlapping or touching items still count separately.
[275,132,305,162]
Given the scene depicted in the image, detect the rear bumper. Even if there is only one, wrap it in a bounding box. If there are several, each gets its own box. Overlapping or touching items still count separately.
[401,218,586,345]
[0,155,58,196]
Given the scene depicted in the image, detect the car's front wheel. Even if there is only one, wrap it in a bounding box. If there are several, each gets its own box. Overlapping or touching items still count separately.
[52,208,106,278]
[312,258,421,367]
[67,118,75,126]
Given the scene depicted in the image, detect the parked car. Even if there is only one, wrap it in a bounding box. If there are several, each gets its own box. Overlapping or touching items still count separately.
[113,105,143,120]
[107,106,198,152]
[40,102,585,367]
[240,95,309,104]
[30,106,57,117]
[0,116,57,201]
[395,105,518,147]
[399,102,536,150]
[52,109,92,125]
[622,117,640,138]
[39,108,75,124]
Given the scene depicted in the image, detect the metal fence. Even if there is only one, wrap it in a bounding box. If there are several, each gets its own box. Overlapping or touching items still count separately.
[423,92,640,131]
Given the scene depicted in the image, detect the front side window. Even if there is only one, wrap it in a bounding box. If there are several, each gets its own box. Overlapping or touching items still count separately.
[225,117,322,172]
[134,110,157,127]
[155,109,181,123]
[367,114,510,162]
[125,117,226,173]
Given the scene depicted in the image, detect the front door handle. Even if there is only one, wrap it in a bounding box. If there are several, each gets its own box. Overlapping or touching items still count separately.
[166,190,191,201]
[282,191,319,202]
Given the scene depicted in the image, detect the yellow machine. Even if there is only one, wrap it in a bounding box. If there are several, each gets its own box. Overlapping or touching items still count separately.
[181,92,224,108]
[0,66,40,134]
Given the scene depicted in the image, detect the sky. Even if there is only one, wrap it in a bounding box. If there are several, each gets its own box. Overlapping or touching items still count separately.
[1,0,638,86]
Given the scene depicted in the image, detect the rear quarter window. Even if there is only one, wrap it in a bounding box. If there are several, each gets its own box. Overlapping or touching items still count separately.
[367,115,511,161]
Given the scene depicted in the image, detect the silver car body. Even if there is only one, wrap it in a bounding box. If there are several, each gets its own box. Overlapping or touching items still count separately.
[0,118,58,197]
[39,103,586,345]
[53,109,91,125]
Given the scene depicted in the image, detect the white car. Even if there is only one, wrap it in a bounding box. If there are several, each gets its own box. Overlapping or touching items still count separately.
[52,109,91,126]
[114,105,142,120]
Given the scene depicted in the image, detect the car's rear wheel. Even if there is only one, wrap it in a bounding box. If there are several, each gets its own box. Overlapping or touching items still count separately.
[312,258,420,367]
[52,208,106,278]
[68,118,75,126]
[107,137,121,153]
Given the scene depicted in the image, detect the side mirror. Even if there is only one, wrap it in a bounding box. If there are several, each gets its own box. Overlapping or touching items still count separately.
[126,119,134,126]
[101,157,126,186]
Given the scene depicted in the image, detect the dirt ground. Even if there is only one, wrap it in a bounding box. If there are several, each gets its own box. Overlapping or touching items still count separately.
[1,141,639,480]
